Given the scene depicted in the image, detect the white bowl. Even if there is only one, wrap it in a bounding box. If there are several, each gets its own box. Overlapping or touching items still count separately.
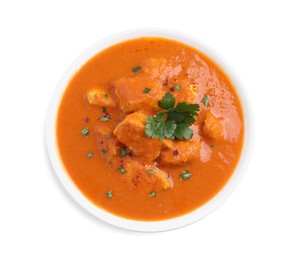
[46,28,254,232]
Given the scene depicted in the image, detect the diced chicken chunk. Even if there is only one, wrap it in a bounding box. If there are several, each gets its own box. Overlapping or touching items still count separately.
[110,76,164,113]
[202,112,223,139]
[113,112,162,162]
[161,139,174,149]
[122,160,172,191]
[145,165,172,190]
[159,139,200,165]
[141,58,183,85]
[172,85,199,103]
[86,88,115,107]
[141,58,167,80]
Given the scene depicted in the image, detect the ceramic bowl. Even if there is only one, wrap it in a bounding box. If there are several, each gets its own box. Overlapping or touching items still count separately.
[46,28,254,232]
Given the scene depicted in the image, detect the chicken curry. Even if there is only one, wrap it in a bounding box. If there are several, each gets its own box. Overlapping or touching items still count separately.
[57,37,244,221]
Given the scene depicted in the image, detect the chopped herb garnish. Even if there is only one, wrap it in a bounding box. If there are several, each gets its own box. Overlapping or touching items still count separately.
[81,127,89,137]
[106,190,113,198]
[147,169,155,175]
[149,191,156,198]
[181,170,191,180]
[143,88,151,93]
[119,167,126,174]
[158,92,175,109]
[203,95,209,106]
[106,135,112,139]
[145,92,200,140]
[119,148,127,157]
[101,149,108,154]
[132,66,142,72]
[145,114,176,140]
[99,116,111,122]
[87,152,94,158]
[210,143,215,148]
[102,107,107,113]
[104,93,108,99]
[174,84,183,90]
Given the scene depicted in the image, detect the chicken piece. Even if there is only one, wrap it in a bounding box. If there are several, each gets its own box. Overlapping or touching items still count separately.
[162,139,174,149]
[202,111,223,139]
[141,58,183,85]
[122,160,172,191]
[141,58,167,80]
[159,139,200,165]
[86,88,115,107]
[113,112,162,162]
[95,126,120,160]
[110,76,164,113]
[145,165,172,190]
[172,84,199,103]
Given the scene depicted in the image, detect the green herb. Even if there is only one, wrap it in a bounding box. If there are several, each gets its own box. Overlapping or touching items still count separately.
[102,107,107,113]
[149,191,156,198]
[119,167,126,174]
[87,152,94,158]
[147,169,155,175]
[181,170,191,180]
[116,166,126,174]
[119,148,127,157]
[132,66,142,72]
[106,190,113,198]
[203,95,209,106]
[145,115,177,140]
[158,92,175,109]
[104,93,108,100]
[174,84,183,90]
[143,88,151,93]
[145,92,200,140]
[81,127,89,137]
[210,143,215,148]
[175,126,193,140]
[101,149,108,154]
[99,116,111,122]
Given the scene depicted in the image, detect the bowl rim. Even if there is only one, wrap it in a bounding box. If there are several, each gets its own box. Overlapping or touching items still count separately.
[46,28,254,232]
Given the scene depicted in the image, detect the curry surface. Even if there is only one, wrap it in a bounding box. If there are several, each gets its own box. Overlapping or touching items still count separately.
[57,37,244,221]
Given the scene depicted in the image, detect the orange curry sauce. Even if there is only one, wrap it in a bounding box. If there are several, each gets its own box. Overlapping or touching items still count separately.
[57,37,244,221]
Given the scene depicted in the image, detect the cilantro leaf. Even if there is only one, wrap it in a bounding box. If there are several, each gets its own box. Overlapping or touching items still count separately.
[180,115,196,125]
[167,111,189,123]
[174,84,183,90]
[143,88,151,93]
[158,92,175,110]
[147,169,155,174]
[145,115,176,140]
[132,66,142,72]
[181,170,192,180]
[145,92,199,140]
[173,102,199,116]
[149,191,156,198]
[174,124,193,140]
[119,148,127,157]
[106,190,113,198]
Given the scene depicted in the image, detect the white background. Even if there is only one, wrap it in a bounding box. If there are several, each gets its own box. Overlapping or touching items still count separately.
[1,0,298,259]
